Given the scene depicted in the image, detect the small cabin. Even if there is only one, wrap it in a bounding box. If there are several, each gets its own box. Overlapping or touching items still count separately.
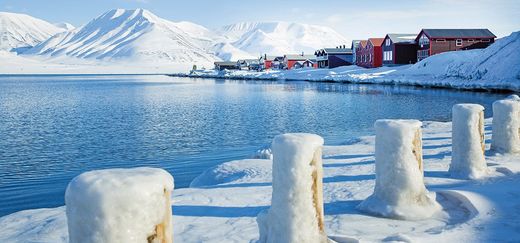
[260,55,278,70]
[214,61,238,71]
[292,59,316,69]
[357,38,384,68]
[237,59,261,71]
[283,54,317,70]
[382,34,417,65]
[314,46,353,69]
[355,40,367,67]
[415,29,496,62]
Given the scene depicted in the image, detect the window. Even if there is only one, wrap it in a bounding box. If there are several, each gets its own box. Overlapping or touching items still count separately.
[456,39,463,46]
[436,39,446,42]
[468,39,475,42]
[419,34,429,46]
[385,39,391,46]
[482,39,491,42]
[388,51,392,61]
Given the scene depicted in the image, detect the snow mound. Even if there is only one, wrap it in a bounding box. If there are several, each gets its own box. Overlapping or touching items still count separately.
[0,12,66,52]
[65,167,174,243]
[189,159,271,187]
[24,9,218,64]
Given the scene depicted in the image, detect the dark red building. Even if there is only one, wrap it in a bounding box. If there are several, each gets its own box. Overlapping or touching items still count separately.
[416,29,496,62]
[355,40,367,67]
[382,34,417,65]
[357,38,384,68]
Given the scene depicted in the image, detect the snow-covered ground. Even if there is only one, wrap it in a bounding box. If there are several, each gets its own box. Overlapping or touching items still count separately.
[1,118,520,242]
[188,31,520,91]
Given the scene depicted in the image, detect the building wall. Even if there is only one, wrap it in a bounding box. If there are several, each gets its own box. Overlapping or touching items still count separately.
[394,44,417,64]
[264,60,272,69]
[328,54,353,68]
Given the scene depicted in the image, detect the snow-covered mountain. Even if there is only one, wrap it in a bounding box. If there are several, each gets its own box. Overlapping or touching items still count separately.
[0,12,66,52]
[24,9,218,64]
[53,22,75,31]
[216,22,348,56]
[3,9,350,65]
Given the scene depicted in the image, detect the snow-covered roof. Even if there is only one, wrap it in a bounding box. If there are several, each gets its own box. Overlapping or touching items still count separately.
[386,34,417,44]
[284,54,316,61]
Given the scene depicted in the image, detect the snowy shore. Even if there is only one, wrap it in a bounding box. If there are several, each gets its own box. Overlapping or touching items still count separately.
[1,118,520,242]
[181,31,520,92]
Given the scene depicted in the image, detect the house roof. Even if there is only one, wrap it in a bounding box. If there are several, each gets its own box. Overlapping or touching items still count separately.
[214,61,237,66]
[421,29,496,38]
[368,38,385,47]
[386,34,416,44]
[285,54,316,61]
[261,55,278,61]
[323,48,353,54]
[351,40,362,48]
[359,40,368,48]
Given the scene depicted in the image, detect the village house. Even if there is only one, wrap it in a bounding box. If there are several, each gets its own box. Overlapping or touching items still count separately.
[351,40,361,64]
[416,29,496,62]
[237,59,261,71]
[283,54,317,70]
[214,61,238,71]
[355,40,367,67]
[259,55,278,70]
[292,59,316,69]
[314,45,353,69]
[382,34,417,65]
[357,38,384,68]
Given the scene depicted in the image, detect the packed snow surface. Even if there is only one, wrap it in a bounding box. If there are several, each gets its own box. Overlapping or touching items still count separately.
[450,104,487,179]
[65,167,174,243]
[2,118,520,242]
[0,12,66,51]
[258,133,327,243]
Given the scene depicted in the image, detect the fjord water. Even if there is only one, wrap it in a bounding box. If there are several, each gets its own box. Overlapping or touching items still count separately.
[0,75,507,216]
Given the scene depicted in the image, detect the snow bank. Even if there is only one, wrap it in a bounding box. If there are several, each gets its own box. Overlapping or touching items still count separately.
[257,133,327,243]
[65,167,174,243]
[450,104,487,179]
[358,119,441,220]
[491,99,520,153]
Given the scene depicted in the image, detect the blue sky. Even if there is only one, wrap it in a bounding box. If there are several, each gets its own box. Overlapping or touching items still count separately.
[2,0,519,40]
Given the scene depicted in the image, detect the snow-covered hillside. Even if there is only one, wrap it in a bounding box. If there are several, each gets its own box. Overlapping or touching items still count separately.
[24,9,218,64]
[0,12,66,52]
[217,22,348,56]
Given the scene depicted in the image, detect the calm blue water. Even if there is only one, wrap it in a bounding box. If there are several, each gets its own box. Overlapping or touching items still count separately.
[0,75,508,216]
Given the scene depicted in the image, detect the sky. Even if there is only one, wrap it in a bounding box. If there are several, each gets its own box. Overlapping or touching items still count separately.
[1,0,519,41]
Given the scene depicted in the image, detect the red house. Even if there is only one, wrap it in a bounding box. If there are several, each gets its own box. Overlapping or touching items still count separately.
[260,55,278,70]
[357,38,384,68]
[355,40,368,67]
[416,29,496,62]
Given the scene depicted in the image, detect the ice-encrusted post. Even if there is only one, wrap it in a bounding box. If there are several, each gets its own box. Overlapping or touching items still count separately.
[357,119,441,220]
[65,167,174,243]
[450,104,487,179]
[491,99,520,153]
[257,133,327,243]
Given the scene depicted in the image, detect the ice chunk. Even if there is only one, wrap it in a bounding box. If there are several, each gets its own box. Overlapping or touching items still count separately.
[357,119,441,220]
[65,167,174,243]
[450,104,488,179]
[491,99,520,153]
[257,133,327,243]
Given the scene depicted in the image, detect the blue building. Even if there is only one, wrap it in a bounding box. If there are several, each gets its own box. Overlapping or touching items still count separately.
[315,46,353,69]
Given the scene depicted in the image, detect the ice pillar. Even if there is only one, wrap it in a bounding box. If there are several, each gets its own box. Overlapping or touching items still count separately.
[450,104,487,179]
[357,119,441,220]
[491,99,520,153]
[257,133,327,243]
[65,167,174,243]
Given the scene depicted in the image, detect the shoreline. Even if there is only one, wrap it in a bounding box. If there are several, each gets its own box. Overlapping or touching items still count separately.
[169,70,517,93]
